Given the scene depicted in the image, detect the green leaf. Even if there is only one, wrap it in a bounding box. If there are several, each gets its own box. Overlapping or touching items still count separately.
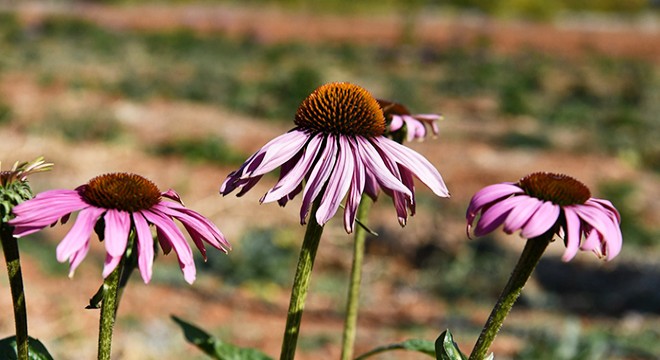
[435,330,467,360]
[0,336,54,360]
[399,339,436,356]
[171,315,272,360]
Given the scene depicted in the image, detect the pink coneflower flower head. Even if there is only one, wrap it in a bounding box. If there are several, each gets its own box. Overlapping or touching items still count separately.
[220,82,449,233]
[9,173,230,284]
[1,157,53,223]
[466,172,622,261]
[378,99,441,143]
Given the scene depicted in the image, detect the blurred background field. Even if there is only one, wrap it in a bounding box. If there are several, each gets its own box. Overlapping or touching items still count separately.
[1,1,659,359]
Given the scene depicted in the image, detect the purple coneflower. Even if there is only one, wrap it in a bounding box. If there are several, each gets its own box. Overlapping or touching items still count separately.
[9,173,230,284]
[220,82,449,232]
[466,172,622,261]
[378,99,441,142]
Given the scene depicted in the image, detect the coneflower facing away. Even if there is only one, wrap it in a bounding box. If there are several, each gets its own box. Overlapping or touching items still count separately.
[378,99,441,142]
[9,173,230,284]
[221,82,449,233]
[467,172,622,261]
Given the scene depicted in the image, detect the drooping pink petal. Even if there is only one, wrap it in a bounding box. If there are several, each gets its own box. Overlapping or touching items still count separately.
[241,130,310,178]
[133,212,155,284]
[161,189,184,205]
[343,138,366,233]
[587,198,621,222]
[261,134,323,204]
[9,190,89,236]
[56,206,106,263]
[103,209,131,257]
[355,137,411,198]
[466,183,522,224]
[300,136,338,224]
[316,136,355,225]
[474,196,521,237]
[561,207,582,262]
[155,202,230,252]
[102,254,122,278]
[520,201,560,239]
[371,137,449,198]
[502,196,540,234]
[142,209,196,284]
[390,115,404,131]
[67,240,90,278]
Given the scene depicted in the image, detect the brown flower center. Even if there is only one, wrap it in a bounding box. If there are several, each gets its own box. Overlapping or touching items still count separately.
[518,172,591,206]
[295,82,386,137]
[80,173,161,212]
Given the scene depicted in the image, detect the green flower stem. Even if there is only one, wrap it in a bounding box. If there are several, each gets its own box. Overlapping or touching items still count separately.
[1,224,29,360]
[468,233,552,360]
[280,200,324,360]
[340,195,372,360]
[97,232,135,360]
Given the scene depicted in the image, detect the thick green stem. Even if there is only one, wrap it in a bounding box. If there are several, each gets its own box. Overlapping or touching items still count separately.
[97,262,121,360]
[468,234,552,360]
[340,196,372,360]
[97,231,136,360]
[1,224,29,360]
[279,200,324,360]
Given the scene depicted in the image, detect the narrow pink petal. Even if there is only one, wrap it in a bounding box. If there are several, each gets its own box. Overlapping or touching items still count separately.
[316,136,355,225]
[142,209,196,284]
[574,205,621,256]
[242,130,309,178]
[9,190,88,235]
[344,139,366,233]
[502,196,542,234]
[103,209,131,257]
[155,202,230,252]
[133,212,154,284]
[355,137,411,198]
[261,134,323,204]
[473,196,524,237]
[520,201,560,239]
[67,240,90,278]
[466,183,522,225]
[561,208,582,262]
[56,207,106,263]
[581,229,602,253]
[371,136,449,197]
[587,198,621,222]
[300,136,338,224]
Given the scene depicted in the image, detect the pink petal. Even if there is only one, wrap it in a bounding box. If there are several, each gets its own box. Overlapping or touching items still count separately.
[356,137,411,198]
[67,240,90,278]
[56,207,106,263]
[372,137,449,198]
[103,209,131,257]
[502,196,542,234]
[142,209,196,284]
[574,204,622,260]
[261,134,323,204]
[102,254,122,278]
[300,136,338,224]
[389,115,404,131]
[155,202,230,252]
[561,208,582,262]
[316,136,355,225]
[466,183,522,225]
[161,189,184,205]
[343,138,366,233]
[133,212,154,284]
[242,130,309,178]
[9,190,88,236]
[473,196,522,237]
[521,201,560,239]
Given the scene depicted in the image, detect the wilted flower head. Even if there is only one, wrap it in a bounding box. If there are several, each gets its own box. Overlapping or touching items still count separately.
[221,82,449,233]
[466,172,622,261]
[9,173,230,284]
[378,99,441,143]
[0,157,53,223]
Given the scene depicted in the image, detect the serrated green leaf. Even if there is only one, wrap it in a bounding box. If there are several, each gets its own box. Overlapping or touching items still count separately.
[171,316,272,360]
[0,336,54,360]
[435,330,467,360]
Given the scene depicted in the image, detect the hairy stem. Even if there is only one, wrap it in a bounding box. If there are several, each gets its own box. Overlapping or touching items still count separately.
[468,234,552,360]
[279,200,324,360]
